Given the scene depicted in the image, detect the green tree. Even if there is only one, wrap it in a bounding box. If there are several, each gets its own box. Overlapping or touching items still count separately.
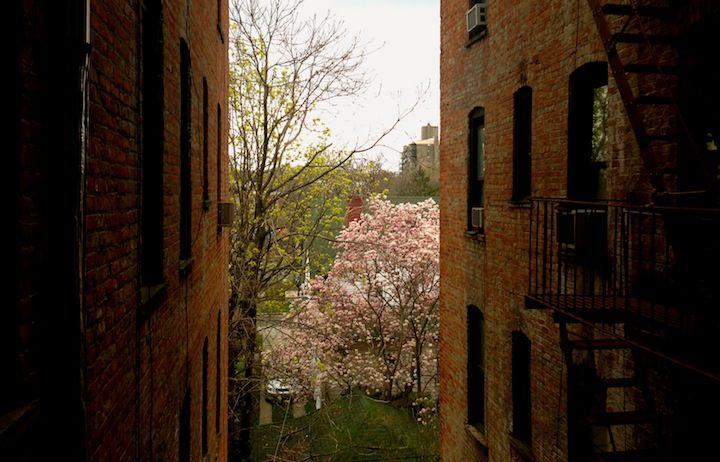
[387,167,439,197]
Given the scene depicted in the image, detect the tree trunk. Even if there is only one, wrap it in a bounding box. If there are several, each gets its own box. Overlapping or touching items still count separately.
[229,297,259,461]
[415,345,422,395]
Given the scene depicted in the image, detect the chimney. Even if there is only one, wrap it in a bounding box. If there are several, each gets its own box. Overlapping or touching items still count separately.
[345,195,363,226]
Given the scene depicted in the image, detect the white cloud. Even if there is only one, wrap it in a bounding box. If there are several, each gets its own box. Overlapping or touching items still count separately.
[301,0,440,171]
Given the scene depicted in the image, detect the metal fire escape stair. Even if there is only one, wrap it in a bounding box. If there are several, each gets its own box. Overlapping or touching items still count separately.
[559,322,667,462]
[586,0,712,199]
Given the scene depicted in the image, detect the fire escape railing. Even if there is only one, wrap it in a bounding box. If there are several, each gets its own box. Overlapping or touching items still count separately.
[528,198,720,335]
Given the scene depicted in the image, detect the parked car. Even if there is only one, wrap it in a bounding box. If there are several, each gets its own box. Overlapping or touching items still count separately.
[266,379,294,402]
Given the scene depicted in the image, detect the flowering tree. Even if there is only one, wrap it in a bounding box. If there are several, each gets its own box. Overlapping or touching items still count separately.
[264,197,439,403]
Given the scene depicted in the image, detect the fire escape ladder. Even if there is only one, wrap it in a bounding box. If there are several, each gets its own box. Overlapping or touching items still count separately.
[586,0,713,198]
[560,322,667,462]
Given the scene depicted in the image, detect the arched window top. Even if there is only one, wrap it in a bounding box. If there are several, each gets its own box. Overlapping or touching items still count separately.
[469,106,485,120]
[467,303,484,317]
[515,85,532,96]
[570,61,608,89]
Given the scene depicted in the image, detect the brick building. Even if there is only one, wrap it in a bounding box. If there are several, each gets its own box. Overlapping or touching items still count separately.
[4,1,230,460]
[440,1,720,461]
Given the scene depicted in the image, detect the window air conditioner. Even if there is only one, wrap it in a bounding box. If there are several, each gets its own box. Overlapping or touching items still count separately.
[467,2,487,33]
[471,207,485,229]
[218,202,235,228]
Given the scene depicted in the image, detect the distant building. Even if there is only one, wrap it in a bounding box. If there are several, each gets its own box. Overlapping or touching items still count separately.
[4,1,230,461]
[440,1,720,462]
[401,124,440,185]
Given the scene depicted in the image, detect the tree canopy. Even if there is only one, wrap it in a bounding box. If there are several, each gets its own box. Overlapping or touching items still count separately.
[264,197,439,407]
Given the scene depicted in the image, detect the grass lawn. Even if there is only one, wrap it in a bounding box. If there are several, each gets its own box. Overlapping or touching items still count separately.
[252,392,438,461]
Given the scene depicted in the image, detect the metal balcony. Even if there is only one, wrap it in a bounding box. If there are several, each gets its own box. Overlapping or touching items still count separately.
[526,198,720,373]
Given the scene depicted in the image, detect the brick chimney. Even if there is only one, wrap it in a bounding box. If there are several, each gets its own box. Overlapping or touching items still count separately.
[345,195,363,226]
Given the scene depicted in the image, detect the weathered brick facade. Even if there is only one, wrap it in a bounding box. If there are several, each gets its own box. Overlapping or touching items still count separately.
[4,1,230,460]
[440,1,720,461]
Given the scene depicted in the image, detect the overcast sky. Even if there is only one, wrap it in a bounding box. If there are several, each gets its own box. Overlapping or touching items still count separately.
[302,0,440,171]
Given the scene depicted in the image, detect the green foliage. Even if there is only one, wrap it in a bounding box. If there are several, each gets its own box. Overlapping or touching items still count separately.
[235,357,247,377]
[387,167,439,197]
[252,392,439,461]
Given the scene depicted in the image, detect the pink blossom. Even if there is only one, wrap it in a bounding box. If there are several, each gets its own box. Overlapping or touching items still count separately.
[264,197,439,408]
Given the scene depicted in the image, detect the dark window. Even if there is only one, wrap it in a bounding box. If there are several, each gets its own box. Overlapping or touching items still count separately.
[513,86,532,202]
[467,305,485,430]
[202,337,209,455]
[217,0,224,42]
[568,62,608,201]
[180,39,192,261]
[217,104,222,234]
[3,0,22,415]
[216,310,222,433]
[678,20,720,197]
[512,331,531,442]
[142,0,165,286]
[179,389,191,462]
[468,108,485,230]
[203,78,209,208]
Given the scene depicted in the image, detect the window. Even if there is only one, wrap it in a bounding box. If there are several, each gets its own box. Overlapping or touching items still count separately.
[216,0,224,43]
[180,39,192,262]
[468,108,485,230]
[0,306,20,415]
[141,0,164,287]
[467,305,485,430]
[512,331,531,442]
[217,104,222,234]
[216,310,222,433]
[513,86,532,202]
[203,78,209,209]
[179,390,191,462]
[202,337,209,455]
[568,62,608,201]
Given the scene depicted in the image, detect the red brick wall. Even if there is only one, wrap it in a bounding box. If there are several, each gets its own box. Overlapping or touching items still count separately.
[7,1,229,459]
[83,0,229,460]
[439,1,648,461]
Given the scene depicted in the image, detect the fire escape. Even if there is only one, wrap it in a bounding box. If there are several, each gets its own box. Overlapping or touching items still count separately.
[527,2,720,461]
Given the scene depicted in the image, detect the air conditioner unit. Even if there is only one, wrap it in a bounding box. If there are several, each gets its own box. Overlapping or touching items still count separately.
[471,207,485,229]
[467,2,487,33]
[218,202,235,228]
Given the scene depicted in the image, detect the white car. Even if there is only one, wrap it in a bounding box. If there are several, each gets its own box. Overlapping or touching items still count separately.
[266,379,294,401]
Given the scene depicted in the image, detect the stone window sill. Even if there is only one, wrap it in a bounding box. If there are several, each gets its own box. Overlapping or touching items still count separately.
[465,424,488,448]
[139,281,168,318]
[466,28,487,48]
[465,230,486,243]
[0,400,39,439]
[509,435,535,462]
